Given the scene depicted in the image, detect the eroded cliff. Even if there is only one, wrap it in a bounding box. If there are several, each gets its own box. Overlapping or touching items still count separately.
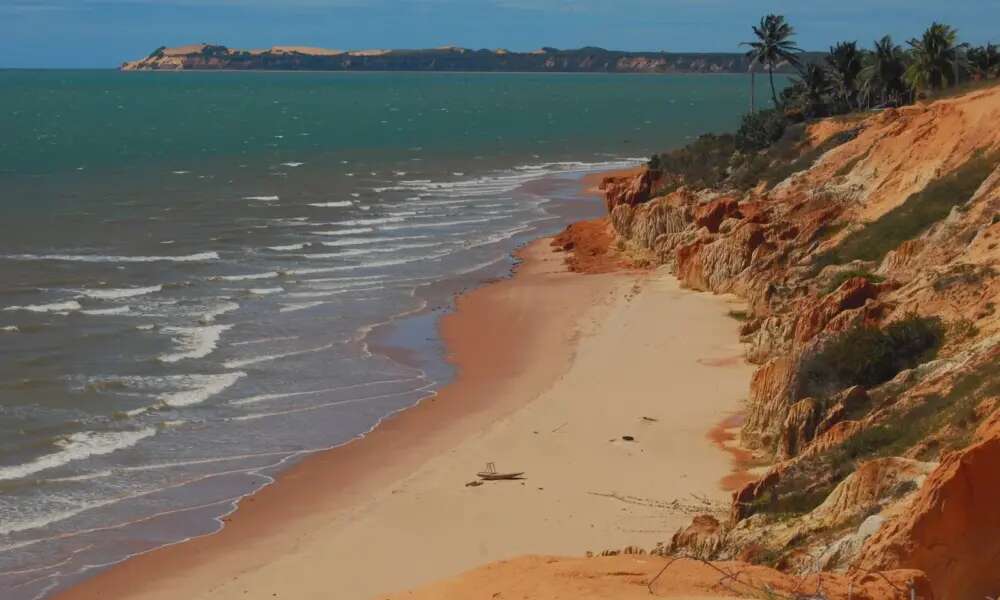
[601,84,1000,597]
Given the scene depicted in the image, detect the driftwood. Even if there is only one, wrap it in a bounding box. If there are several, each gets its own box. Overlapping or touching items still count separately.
[477,462,525,480]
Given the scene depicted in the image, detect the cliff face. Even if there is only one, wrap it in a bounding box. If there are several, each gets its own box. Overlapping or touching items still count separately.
[602,85,1000,596]
[121,44,816,73]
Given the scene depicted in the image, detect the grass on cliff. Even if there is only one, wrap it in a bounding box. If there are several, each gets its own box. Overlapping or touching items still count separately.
[835,359,1000,463]
[648,133,737,195]
[798,314,944,400]
[759,129,858,189]
[749,353,1000,522]
[816,151,998,267]
[822,269,884,295]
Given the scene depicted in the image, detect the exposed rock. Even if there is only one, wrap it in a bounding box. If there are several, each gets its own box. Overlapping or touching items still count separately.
[856,420,1000,600]
[668,514,726,558]
[808,457,935,529]
[550,218,632,274]
[604,83,1000,592]
[778,398,822,459]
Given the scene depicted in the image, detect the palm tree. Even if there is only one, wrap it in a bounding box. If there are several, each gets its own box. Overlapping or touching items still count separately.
[743,14,803,109]
[861,36,909,107]
[967,43,999,79]
[905,23,965,92]
[794,63,831,117]
[826,41,864,110]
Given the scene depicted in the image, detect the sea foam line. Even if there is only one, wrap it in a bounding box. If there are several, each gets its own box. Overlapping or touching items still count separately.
[230,377,421,406]
[4,252,218,263]
[0,428,156,482]
[77,285,162,300]
[307,201,353,208]
[4,301,82,313]
[157,372,246,407]
[222,342,337,369]
[232,382,435,422]
[158,325,232,363]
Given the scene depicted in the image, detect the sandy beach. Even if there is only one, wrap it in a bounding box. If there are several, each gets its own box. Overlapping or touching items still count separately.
[56,230,753,600]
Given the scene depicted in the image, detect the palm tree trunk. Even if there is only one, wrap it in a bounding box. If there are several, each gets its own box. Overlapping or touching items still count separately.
[768,65,779,108]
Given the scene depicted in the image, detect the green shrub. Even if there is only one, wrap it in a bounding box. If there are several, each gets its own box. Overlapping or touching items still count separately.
[761,129,858,189]
[735,109,787,152]
[649,133,737,194]
[798,314,943,399]
[822,269,884,295]
[817,152,998,267]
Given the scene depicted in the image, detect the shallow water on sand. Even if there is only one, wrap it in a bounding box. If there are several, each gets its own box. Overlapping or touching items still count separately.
[0,70,780,598]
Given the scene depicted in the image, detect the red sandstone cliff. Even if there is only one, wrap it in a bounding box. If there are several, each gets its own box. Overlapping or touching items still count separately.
[602,85,1000,596]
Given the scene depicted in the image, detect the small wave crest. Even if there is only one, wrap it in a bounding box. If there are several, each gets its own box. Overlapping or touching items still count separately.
[158,324,232,363]
[78,285,162,300]
[4,301,82,313]
[0,428,156,482]
[81,306,132,316]
[311,227,374,236]
[4,252,219,263]
[307,201,353,208]
[216,271,281,282]
[157,372,246,407]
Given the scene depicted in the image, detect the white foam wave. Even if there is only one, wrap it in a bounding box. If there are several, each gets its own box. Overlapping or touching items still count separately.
[4,252,219,263]
[307,201,353,208]
[380,216,502,231]
[248,287,283,296]
[4,301,82,313]
[317,235,427,248]
[158,324,232,363]
[217,272,281,282]
[281,162,304,168]
[230,377,417,406]
[1,325,19,333]
[331,217,406,227]
[231,335,299,347]
[81,306,132,316]
[285,286,382,299]
[276,301,327,314]
[311,227,374,236]
[78,285,162,300]
[233,383,434,422]
[223,342,336,368]
[157,372,246,407]
[286,255,440,276]
[265,243,308,251]
[0,428,156,482]
[198,301,240,324]
[244,195,279,202]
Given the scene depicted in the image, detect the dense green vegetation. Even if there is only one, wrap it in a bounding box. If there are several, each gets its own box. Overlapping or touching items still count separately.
[798,314,944,400]
[816,152,997,266]
[647,16,998,197]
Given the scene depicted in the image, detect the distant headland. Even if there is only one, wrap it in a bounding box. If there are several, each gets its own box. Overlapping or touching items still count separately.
[121,43,817,73]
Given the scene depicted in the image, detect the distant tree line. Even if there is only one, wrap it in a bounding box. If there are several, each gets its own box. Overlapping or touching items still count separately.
[646,17,998,201]
[743,15,998,121]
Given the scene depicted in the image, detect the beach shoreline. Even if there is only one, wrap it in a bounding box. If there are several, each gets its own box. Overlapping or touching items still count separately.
[53,173,753,600]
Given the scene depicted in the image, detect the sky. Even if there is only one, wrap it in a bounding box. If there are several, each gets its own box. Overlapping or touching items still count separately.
[2,0,998,68]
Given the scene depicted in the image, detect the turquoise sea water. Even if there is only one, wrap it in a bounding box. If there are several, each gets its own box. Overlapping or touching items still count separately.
[0,70,783,599]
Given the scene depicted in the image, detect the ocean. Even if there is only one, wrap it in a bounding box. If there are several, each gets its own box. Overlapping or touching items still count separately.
[0,70,779,598]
